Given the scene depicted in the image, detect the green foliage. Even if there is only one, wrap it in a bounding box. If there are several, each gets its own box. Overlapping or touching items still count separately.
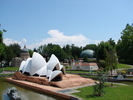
[9,43,21,57]
[28,49,33,57]
[108,38,116,48]
[116,23,133,64]
[105,49,118,71]
[83,55,88,62]
[93,70,106,96]
[4,46,14,66]
[83,44,98,52]
[37,43,66,61]
[97,41,113,60]
[0,43,6,66]
[0,30,3,43]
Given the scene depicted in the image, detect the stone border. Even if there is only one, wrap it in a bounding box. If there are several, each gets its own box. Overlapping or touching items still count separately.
[6,78,79,100]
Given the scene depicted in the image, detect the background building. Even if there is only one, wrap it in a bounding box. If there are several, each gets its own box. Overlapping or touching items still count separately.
[12,46,30,67]
[72,49,98,70]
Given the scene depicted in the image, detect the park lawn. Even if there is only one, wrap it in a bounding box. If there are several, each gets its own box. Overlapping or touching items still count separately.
[0,67,19,71]
[66,70,97,74]
[117,63,131,69]
[0,73,14,77]
[72,83,133,100]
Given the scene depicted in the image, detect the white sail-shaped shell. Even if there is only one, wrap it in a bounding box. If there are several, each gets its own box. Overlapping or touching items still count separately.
[36,64,47,76]
[49,70,62,81]
[22,58,32,74]
[30,52,46,75]
[59,65,66,75]
[47,54,60,70]
[19,60,26,72]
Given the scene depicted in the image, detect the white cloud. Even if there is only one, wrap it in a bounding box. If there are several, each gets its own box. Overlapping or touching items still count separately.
[39,29,90,47]
[3,30,101,49]
[4,38,21,45]
[3,38,27,48]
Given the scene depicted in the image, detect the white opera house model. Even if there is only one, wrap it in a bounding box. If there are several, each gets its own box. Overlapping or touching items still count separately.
[12,52,95,88]
[19,52,66,82]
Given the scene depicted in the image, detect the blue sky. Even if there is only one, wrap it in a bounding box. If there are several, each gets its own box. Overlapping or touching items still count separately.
[0,0,133,49]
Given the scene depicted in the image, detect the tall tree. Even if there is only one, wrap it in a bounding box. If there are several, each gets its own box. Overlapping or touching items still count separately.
[97,41,113,61]
[83,44,98,52]
[108,38,116,48]
[105,49,117,86]
[4,46,14,66]
[0,43,6,67]
[0,30,3,43]
[9,43,21,57]
[71,44,82,60]
[116,23,133,64]
[0,27,6,67]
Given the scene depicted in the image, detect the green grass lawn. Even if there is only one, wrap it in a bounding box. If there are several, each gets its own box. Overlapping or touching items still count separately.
[117,63,131,69]
[0,73,14,77]
[66,70,97,74]
[72,83,133,100]
[0,67,19,71]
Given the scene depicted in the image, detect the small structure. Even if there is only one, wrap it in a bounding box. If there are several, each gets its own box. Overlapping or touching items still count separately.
[117,75,124,80]
[20,45,30,60]
[12,46,30,67]
[72,62,98,70]
[7,87,21,100]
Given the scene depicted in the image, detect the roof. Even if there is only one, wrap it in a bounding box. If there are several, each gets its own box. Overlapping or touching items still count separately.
[21,45,29,53]
[80,49,95,58]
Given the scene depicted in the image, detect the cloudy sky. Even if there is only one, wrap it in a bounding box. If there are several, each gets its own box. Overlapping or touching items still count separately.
[0,0,133,49]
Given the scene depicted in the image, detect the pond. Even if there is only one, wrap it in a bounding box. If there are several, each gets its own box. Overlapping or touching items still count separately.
[0,77,62,100]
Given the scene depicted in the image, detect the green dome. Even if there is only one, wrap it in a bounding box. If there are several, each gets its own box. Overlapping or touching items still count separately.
[80,49,95,58]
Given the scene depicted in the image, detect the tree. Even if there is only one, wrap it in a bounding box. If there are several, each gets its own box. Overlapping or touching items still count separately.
[83,55,88,62]
[83,44,98,52]
[0,27,6,67]
[28,49,33,57]
[108,38,116,48]
[97,41,113,61]
[116,23,133,64]
[37,44,49,58]
[105,49,117,86]
[4,46,14,66]
[0,43,6,67]
[50,44,66,61]
[71,44,82,59]
[93,69,106,96]
[0,30,3,43]
[9,43,21,57]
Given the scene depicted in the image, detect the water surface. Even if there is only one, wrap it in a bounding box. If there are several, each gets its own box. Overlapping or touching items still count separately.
[0,77,60,100]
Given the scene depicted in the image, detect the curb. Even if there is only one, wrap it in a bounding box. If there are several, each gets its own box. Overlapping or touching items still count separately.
[6,78,79,100]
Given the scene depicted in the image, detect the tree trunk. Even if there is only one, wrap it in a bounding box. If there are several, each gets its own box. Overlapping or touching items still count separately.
[111,69,113,86]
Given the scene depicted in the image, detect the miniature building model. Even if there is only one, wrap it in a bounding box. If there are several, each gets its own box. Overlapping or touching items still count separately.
[19,52,66,82]
[20,45,30,60]
[12,46,30,67]
[72,62,98,70]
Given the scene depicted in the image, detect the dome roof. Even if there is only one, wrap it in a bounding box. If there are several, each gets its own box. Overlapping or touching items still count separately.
[21,46,28,53]
[80,49,95,58]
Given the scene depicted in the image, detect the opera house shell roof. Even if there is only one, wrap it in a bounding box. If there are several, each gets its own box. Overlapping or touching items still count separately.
[19,52,66,81]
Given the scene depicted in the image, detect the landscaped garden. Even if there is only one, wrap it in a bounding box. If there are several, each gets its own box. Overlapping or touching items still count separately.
[71,83,133,100]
